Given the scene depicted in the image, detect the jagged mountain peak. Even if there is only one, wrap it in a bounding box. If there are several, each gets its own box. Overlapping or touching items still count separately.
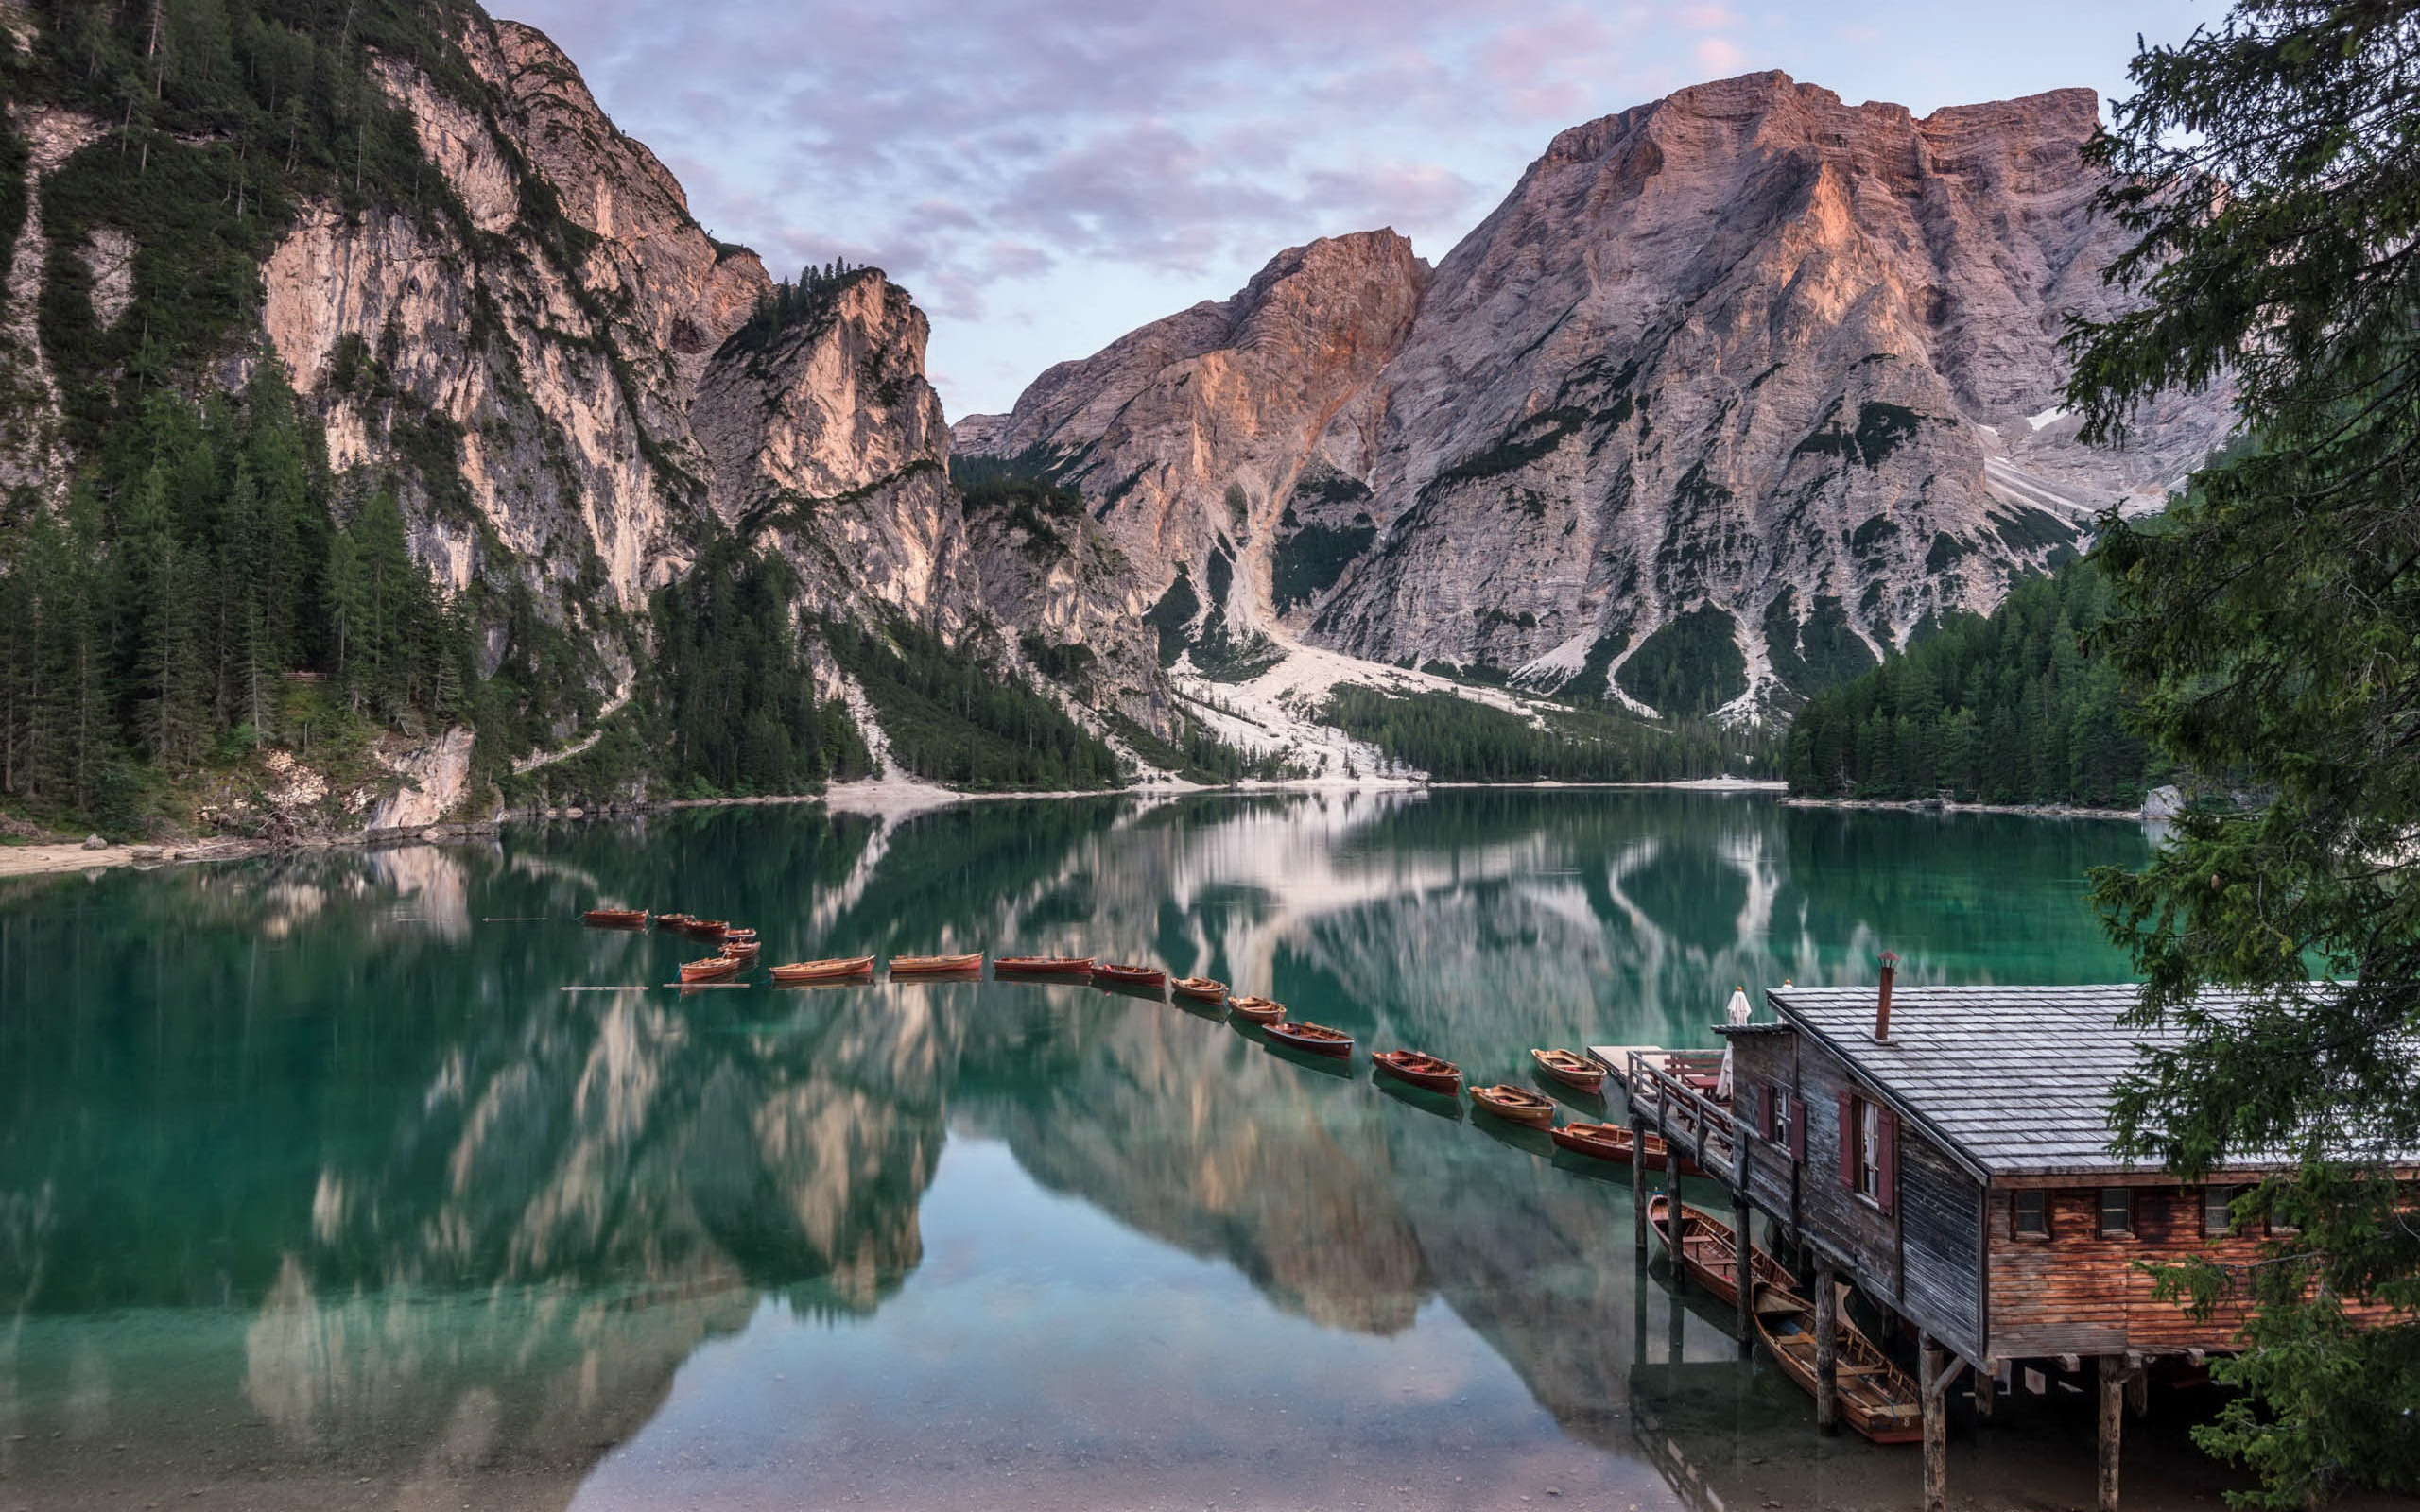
[970,70,2227,722]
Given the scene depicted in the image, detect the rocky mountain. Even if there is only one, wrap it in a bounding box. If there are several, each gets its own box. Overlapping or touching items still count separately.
[0,0,1081,825]
[958,72,2231,719]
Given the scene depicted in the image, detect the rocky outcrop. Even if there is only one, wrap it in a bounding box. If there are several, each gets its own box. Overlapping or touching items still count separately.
[964,74,2232,719]
[957,231,1428,681]
[254,15,976,728]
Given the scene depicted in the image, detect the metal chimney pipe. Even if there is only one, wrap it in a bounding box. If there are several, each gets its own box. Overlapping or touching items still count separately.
[1876,952,1899,1040]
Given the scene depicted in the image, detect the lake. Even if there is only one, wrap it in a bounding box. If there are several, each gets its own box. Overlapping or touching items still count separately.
[0,789,2315,1511]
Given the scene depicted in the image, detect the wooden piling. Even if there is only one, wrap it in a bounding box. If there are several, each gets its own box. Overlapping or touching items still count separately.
[1974,1361,1996,1423]
[1920,1334,1949,1512]
[1813,1263,1839,1433]
[2098,1354,2125,1512]
[1632,1111,1651,1252]
[1667,1129,1685,1293]
[1731,1151,1754,1347]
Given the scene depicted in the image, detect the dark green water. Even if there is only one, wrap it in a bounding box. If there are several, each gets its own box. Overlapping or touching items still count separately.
[0,790,2222,1512]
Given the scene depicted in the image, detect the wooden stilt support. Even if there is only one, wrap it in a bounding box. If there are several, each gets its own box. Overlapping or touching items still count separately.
[1632,1112,1651,1252]
[1731,1177,1754,1348]
[2098,1354,2126,1512]
[2126,1358,2150,1420]
[1974,1359,1996,1423]
[1920,1335,1949,1512]
[1667,1129,1685,1293]
[1813,1263,1840,1433]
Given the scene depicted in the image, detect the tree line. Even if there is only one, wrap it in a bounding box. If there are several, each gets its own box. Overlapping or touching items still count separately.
[1326,687,1774,782]
[0,368,471,831]
[1782,559,2165,808]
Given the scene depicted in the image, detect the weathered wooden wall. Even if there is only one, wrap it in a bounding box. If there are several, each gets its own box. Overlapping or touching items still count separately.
[1900,1136,1983,1355]
[1984,1187,2261,1357]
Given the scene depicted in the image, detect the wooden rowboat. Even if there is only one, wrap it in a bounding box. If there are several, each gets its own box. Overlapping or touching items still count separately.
[583,907,648,927]
[1752,1280,1924,1446]
[1531,1047,1607,1093]
[994,955,1096,975]
[1548,1122,1701,1174]
[1648,1194,1804,1310]
[1226,995,1283,1024]
[1262,1021,1353,1057]
[722,927,758,944]
[719,939,761,960]
[680,954,745,983]
[683,919,730,941]
[1172,977,1228,1004]
[1373,1049,1462,1093]
[655,913,693,931]
[1093,962,1167,988]
[890,953,984,975]
[769,955,874,984]
[1471,1084,1557,1126]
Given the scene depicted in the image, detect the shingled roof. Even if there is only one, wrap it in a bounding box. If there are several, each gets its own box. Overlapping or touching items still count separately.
[1758,983,2266,1179]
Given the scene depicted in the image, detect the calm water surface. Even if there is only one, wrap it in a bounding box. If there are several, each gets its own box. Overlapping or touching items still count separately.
[0,791,2282,1511]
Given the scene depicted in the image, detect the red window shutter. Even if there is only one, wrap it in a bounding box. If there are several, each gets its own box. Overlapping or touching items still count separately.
[1790,1104,1807,1164]
[1759,1084,1778,1141]
[1838,1091,1858,1189]
[1876,1108,1899,1216]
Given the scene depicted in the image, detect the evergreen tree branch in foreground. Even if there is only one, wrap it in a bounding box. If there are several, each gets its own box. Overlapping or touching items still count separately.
[2067,4,2420,1502]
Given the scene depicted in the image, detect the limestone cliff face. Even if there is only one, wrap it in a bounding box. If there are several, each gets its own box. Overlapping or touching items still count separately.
[252,16,971,718]
[959,231,1429,677]
[964,74,2232,716]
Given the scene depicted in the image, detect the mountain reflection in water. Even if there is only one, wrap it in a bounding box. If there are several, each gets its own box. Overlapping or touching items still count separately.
[0,790,2156,1511]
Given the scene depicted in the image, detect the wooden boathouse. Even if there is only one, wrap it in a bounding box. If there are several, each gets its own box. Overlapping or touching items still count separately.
[1608,971,2396,1512]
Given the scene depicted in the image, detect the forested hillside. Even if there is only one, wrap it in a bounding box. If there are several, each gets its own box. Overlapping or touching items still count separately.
[1781,559,2165,807]
[1326,687,1773,783]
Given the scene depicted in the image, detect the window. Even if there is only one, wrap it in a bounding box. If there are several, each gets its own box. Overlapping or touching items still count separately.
[2013,1189,2048,1238]
[1772,1089,1795,1152]
[2203,1185,2238,1238]
[2099,1187,2134,1238]
[1858,1100,1885,1202]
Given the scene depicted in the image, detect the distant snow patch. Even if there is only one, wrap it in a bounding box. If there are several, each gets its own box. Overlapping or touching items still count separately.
[2026,404,2070,432]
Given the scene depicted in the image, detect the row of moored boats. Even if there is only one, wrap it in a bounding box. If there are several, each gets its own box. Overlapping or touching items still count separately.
[584,903,1922,1441]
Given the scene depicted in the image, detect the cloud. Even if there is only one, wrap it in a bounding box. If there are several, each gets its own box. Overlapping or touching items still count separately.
[490,0,2141,411]
[1695,36,1749,74]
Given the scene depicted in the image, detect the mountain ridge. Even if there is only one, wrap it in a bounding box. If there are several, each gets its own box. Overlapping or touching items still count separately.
[957,69,2230,722]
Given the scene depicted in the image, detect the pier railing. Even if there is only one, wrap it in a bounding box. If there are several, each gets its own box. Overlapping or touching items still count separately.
[1621,1049,1739,1175]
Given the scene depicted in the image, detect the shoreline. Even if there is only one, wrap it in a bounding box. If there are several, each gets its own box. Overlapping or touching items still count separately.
[1783,794,2153,822]
[0,776,1806,883]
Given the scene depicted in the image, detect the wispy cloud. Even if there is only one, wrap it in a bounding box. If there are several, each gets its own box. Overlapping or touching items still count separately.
[493,0,2194,413]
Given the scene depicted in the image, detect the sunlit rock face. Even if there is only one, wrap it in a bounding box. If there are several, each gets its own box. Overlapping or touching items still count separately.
[963,74,2233,717]
[253,15,974,721]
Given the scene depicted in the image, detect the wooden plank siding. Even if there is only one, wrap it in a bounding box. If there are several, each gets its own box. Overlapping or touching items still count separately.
[1900,1135,1984,1355]
[1726,1027,1988,1362]
[1984,1187,2261,1357]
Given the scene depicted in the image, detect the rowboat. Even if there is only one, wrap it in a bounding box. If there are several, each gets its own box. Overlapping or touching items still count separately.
[1470,1084,1557,1126]
[1262,1021,1353,1057]
[656,913,693,931]
[1752,1281,1924,1445]
[1530,1047,1607,1093]
[1373,1049,1462,1093]
[722,927,758,944]
[683,919,730,941]
[1172,976,1227,1004]
[1648,1195,1804,1310]
[1227,995,1283,1024]
[680,954,745,983]
[769,955,874,984]
[1093,963,1167,988]
[890,953,984,975]
[1547,1121,1699,1173]
[995,955,1096,975]
[583,907,648,927]
[719,938,761,960]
